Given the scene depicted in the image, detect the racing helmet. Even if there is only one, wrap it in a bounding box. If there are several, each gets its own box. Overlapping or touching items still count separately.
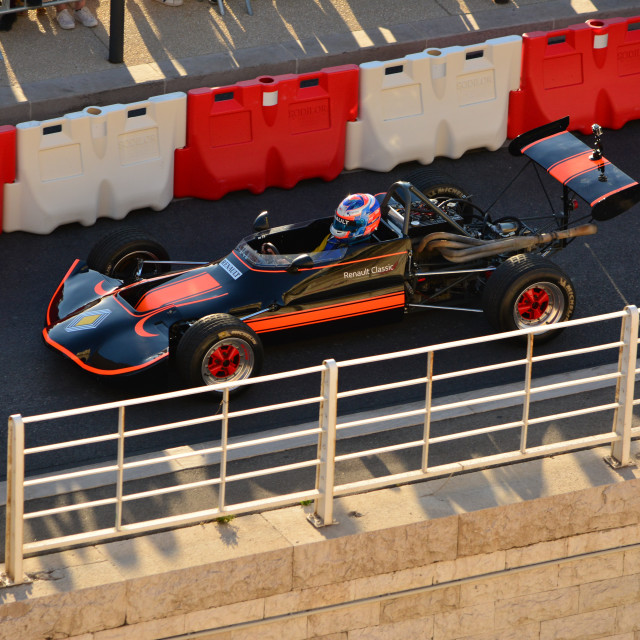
[331,193,381,242]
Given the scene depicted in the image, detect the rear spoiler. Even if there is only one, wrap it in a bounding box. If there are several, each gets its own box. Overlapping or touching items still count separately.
[508,117,640,221]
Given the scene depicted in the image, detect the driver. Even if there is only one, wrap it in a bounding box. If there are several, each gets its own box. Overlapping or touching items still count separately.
[315,193,381,252]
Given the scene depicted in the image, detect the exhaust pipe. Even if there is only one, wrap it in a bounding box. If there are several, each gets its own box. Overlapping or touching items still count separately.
[416,224,597,263]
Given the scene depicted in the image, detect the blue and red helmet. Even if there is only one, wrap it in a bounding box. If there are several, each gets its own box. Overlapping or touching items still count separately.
[331,193,381,242]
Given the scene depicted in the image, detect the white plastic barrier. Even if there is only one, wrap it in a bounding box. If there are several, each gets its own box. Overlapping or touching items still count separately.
[3,93,186,234]
[345,36,522,172]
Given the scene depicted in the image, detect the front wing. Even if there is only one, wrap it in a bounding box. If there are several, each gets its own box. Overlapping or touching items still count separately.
[44,260,171,375]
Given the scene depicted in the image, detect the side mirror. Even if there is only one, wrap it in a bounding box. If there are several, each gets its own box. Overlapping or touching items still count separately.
[288,253,314,272]
[253,211,270,233]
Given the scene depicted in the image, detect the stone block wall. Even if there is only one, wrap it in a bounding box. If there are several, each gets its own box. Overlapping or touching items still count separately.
[2,476,640,639]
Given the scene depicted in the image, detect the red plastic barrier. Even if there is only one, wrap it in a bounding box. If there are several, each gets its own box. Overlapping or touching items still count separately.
[508,16,640,138]
[0,125,16,234]
[174,65,358,200]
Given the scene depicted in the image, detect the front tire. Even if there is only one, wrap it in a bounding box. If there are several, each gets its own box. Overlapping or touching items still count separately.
[176,314,264,392]
[482,253,576,343]
[87,227,170,284]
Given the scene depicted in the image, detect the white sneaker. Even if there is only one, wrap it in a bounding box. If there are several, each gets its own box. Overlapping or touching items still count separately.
[56,8,75,29]
[74,6,98,27]
[153,0,184,6]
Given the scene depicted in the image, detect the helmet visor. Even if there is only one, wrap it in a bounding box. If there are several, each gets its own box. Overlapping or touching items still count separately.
[332,216,360,234]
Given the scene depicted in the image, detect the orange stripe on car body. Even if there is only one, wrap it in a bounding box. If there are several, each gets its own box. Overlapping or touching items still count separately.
[42,328,169,375]
[132,291,230,337]
[113,290,229,322]
[94,280,112,297]
[248,292,405,333]
[135,272,221,312]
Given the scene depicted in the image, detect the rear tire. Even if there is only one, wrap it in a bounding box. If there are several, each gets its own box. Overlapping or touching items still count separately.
[405,167,473,220]
[176,314,264,393]
[482,253,576,343]
[87,228,170,284]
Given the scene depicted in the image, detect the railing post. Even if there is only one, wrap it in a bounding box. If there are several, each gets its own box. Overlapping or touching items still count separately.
[520,332,534,453]
[421,351,434,472]
[310,359,338,527]
[4,415,26,585]
[219,387,230,514]
[608,305,639,468]
[115,406,125,530]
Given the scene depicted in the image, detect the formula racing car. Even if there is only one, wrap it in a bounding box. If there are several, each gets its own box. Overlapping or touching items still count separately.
[44,117,640,392]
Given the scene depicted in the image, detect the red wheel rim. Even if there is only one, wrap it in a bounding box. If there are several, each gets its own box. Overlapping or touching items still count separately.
[200,337,255,387]
[207,343,241,378]
[517,286,549,321]
[512,281,565,330]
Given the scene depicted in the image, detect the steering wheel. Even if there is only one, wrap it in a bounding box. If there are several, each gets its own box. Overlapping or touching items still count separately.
[261,242,280,255]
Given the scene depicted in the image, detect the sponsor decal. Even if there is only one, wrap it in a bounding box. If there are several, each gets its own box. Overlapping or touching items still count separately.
[65,309,111,332]
[456,71,495,106]
[220,258,242,280]
[343,262,397,280]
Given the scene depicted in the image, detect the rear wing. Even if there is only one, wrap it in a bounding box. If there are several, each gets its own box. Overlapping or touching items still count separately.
[509,117,640,221]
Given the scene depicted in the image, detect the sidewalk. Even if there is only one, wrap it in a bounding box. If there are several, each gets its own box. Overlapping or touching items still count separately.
[0,0,638,126]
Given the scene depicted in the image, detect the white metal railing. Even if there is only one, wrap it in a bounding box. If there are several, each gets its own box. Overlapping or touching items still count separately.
[4,306,640,585]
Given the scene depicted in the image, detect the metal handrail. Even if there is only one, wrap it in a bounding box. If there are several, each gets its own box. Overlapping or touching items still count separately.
[4,306,638,585]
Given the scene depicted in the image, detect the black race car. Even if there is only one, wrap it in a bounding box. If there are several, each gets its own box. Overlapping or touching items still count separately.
[44,118,640,391]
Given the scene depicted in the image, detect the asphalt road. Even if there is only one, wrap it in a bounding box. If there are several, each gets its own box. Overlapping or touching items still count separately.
[2,120,640,477]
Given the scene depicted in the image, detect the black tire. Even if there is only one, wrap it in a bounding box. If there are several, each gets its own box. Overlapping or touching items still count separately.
[176,314,264,392]
[482,253,576,343]
[404,167,473,220]
[87,227,170,283]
